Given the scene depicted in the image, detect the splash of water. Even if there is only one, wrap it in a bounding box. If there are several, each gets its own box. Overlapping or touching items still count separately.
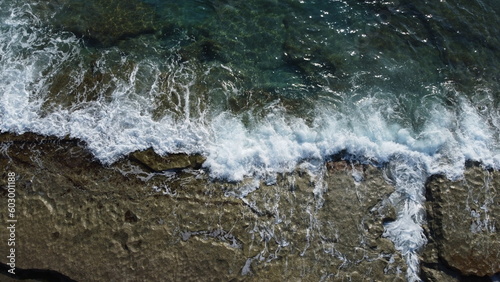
[1,2,500,280]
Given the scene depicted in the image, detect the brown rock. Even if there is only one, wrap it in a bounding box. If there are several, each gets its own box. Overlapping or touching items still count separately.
[130,148,206,171]
[0,133,405,281]
[425,166,500,277]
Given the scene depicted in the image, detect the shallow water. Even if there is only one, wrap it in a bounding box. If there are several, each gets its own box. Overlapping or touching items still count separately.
[1,0,499,280]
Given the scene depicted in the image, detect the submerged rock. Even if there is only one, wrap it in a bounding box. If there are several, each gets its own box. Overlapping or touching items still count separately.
[51,0,160,47]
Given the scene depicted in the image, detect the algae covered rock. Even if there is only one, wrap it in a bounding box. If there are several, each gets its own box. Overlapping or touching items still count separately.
[130,148,206,171]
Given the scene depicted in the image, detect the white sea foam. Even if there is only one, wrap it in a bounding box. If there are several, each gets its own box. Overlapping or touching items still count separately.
[2,2,499,180]
[1,4,500,281]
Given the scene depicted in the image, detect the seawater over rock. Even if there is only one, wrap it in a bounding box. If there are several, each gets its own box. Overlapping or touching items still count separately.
[1,133,499,281]
[0,133,406,281]
[50,0,161,47]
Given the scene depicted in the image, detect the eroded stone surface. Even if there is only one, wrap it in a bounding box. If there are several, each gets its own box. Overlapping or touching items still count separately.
[425,167,500,278]
[130,148,206,171]
[0,133,405,281]
[2,133,499,281]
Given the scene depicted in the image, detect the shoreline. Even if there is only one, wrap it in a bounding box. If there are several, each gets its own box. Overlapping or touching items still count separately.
[0,132,498,281]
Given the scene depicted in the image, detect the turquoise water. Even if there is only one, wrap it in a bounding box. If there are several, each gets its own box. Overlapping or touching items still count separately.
[1,0,499,280]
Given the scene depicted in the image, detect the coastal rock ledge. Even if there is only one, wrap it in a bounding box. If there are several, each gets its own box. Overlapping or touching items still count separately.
[0,133,498,281]
[423,167,500,281]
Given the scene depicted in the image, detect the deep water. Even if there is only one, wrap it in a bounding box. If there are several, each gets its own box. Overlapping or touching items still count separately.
[1,0,499,280]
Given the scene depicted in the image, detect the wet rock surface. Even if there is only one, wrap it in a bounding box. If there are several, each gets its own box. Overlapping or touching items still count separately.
[1,133,499,281]
[423,166,500,280]
[0,133,406,281]
[130,149,206,171]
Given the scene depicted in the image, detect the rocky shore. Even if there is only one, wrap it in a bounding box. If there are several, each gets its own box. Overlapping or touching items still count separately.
[0,133,498,281]
[422,167,500,281]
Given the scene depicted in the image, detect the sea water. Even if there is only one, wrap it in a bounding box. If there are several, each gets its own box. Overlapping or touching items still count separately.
[1,0,499,280]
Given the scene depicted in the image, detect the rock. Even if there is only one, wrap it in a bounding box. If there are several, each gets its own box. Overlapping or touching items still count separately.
[130,148,206,171]
[282,33,338,79]
[179,38,225,63]
[234,161,406,281]
[0,133,407,281]
[425,166,500,277]
[420,265,459,282]
[42,63,117,115]
[0,132,63,143]
[2,133,498,281]
[51,0,160,47]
